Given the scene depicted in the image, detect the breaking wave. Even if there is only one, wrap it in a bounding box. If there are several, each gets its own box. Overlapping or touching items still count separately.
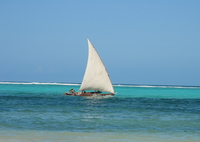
[0,81,80,86]
[1,82,200,89]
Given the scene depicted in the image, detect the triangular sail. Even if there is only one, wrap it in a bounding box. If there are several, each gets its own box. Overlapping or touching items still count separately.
[80,39,114,94]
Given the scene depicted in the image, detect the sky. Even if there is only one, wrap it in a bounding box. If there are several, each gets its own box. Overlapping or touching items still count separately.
[0,0,200,86]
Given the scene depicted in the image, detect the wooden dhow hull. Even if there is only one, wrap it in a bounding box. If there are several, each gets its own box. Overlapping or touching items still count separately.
[64,92,115,96]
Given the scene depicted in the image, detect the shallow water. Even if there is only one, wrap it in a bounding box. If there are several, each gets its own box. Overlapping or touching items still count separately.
[0,82,200,141]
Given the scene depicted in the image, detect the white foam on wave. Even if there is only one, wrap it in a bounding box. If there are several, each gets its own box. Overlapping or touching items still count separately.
[114,84,200,89]
[0,82,80,86]
[1,82,199,89]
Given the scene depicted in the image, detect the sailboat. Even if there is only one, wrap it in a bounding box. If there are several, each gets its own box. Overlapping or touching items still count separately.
[65,38,115,96]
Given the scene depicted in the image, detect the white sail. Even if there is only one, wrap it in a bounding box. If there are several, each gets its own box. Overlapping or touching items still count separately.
[80,39,114,94]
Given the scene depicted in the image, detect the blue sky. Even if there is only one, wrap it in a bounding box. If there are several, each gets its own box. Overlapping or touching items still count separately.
[1,0,200,86]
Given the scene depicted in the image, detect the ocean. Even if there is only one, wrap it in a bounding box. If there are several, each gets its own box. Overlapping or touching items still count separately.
[0,82,200,142]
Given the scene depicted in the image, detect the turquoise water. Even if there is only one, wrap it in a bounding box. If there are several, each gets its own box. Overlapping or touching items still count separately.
[0,82,200,141]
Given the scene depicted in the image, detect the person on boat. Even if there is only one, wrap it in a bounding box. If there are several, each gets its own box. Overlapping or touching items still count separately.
[82,90,86,93]
[70,89,75,93]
